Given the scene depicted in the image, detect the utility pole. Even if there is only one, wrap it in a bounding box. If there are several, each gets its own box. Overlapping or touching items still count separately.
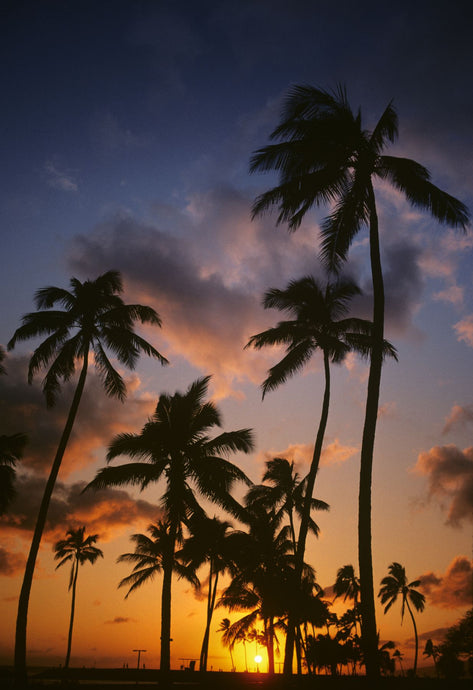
[132,649,147,670]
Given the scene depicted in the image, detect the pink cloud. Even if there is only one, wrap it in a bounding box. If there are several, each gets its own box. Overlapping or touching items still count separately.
[442,404,473,435]
[454,315,473,347]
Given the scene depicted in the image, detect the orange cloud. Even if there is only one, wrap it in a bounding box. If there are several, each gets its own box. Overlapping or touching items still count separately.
[442,403,473,435]
[0,547,25,576]
[0,477,162,545]
[258,439,357,473]
[321,439,358,466]
[0,354,156,476]
[419,556,473,609]
[454,315,473,348]
[414,445,473,527]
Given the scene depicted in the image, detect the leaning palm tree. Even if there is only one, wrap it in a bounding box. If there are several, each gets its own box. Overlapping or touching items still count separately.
[246,275,396,671]
[0,433,28,515]
[8,269,167,687]
[181,515,234,671]
[378,562,426,675]
[54,526,103,668]
[250,84,469,675]
[86,376,253,673]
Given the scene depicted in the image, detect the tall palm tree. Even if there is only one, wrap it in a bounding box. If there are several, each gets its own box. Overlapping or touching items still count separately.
[181,515,234,671]
[0,433,27,515]
[378,562,426,675]
[8,270,167,687]
[246,275,396,672]
[86,376,253,673]
[54,526,103,669]
[250,84,469,675]
[245,457,328,553]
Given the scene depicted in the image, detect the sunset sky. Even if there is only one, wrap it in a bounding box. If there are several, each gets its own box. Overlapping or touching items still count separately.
[1,0,472,674]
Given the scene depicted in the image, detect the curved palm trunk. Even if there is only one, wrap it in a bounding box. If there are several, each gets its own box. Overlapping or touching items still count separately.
[14,354,89,689]
[358,184,383,678]
[65,558,79,669]
[405,599,419,675]
[283,350,331,675]
[199,564,219,671]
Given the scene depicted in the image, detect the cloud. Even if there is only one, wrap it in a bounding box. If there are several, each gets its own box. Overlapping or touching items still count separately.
[0,547,24,576]
[442,404,473,435]
[0,477,162,544]
[419,556,473,609]
[414,445,473,526]
[433,284,464,306]
[0,353,156,476]
[321,439,358,466]
[43,160,78,192]
[257,439,357,473]
[105,616,135,624]
[67,196,319,399]
[454,315,473,347]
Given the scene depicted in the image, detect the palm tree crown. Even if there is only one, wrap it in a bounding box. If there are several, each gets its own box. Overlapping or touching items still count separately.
[54,526,103,668]
[8,269,168,406]
[0,433,27,515]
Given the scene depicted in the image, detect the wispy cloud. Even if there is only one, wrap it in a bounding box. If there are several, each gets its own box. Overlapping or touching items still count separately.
[43,160,78,192]
[454,315,473,347]
[442,403,473,435]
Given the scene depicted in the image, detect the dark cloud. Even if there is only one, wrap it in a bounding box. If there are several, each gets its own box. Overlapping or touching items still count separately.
[415,445,473,527]
[0,353,156,475]
[67,197,319,397]
[0,476,162,544]
[105,616,135,624]
[419,556,472,610]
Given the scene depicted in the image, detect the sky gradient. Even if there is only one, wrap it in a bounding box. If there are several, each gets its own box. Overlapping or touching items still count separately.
[1,0,472,673]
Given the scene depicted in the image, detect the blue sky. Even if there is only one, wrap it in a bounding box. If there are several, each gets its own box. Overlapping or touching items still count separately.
[1,0,472,669]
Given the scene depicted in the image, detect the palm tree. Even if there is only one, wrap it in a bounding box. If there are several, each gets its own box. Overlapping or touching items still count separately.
[378,562,426,675]
[217,618,236,671]
[117,519,197,665]
[0,433,27,515]
[181,515,234,671]
[246,275,396,672]
[250,84,469,675]
[333,565,361,635]
[8,270,167,687]
[54,526,103,668]
[86,376,253,673]
[245,457,328,553]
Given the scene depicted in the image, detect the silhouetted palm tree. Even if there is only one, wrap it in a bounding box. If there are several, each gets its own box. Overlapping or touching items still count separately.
[8,270,167,687]
[86,376,253,673]
[217,618,236,671]
[0,433,27,515]
[334,564,361,636]
[250,83,469,676]
[54,526,103,668]
[117,519,197,663]
[245,457,328,553]
[378,562,426,675]
[181,515,234,671]
[247,275,395,671]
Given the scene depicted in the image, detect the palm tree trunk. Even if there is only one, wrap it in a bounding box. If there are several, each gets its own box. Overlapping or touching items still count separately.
[160,517,178,676]
[405,599,419,675]
[358,183,383,678]
[200,565,219,671]
[283,350,331,675]
[266,617,275,674]
[65,558,79,668]
[14,354,89,689]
